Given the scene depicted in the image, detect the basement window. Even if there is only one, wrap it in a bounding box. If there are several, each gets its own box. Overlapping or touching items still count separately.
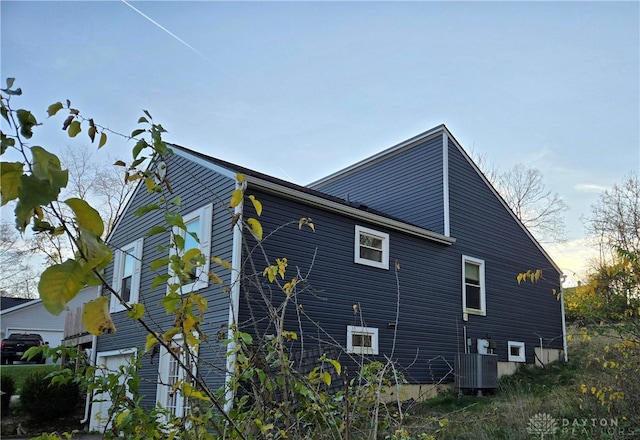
[508,341,526,362]
[346,325,379,355]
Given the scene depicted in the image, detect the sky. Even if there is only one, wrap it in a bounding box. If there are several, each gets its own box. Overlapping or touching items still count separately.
[1,0,639,285]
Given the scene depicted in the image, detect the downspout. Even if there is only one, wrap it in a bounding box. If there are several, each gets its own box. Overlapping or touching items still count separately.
[224,182,244,412]
[559,274,568,362]
[81,287,102,424]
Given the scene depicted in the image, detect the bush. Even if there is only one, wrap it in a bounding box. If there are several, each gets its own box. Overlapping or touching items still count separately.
[20,370,80,420]
[1,374,16,412]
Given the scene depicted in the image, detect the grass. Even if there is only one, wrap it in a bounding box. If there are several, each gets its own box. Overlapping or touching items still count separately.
[401,330,639,440]
[0,364,57,393]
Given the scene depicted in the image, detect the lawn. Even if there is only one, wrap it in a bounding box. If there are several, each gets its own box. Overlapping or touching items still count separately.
[0,364,58,393]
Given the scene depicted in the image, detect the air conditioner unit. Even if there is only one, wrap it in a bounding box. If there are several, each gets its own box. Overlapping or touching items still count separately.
[455,353,498,390]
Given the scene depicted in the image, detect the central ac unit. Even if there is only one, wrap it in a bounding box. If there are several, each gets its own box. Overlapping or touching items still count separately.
[455,353,498,391]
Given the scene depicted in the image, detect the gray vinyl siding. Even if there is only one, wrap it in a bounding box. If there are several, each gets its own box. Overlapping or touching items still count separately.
[96,153,236,407]
[310,135,446,234]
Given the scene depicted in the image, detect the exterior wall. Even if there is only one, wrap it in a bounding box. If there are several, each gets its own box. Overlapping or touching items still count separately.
[446,136,564,360]
[94,153,236,409]
[310,134,446,234]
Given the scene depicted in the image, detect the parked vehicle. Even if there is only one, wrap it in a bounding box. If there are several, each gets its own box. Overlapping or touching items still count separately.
[0,333,47,364]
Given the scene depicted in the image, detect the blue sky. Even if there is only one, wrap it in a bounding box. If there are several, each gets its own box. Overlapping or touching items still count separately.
[2,1,639,283]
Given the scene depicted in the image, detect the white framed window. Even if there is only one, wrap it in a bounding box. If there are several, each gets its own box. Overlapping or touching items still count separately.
[170,204,213,293]
[354,225,389,270]
[156,336,197,419]
[508,341,526,362]
[111,238,144,313]
[462,255,486,316]
[346,325,379,355]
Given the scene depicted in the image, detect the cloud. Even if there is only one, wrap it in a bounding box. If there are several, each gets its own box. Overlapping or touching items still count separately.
[574,183,609,193]
[546,239,600,287]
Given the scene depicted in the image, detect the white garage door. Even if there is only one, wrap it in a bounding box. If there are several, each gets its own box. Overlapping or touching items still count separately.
[5,329,64,348]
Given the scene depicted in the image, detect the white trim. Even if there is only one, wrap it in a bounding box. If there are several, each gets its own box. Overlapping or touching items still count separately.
[156,335,197,419]
[224,182,244,412]
[0,298,43,315]
[462,255,486,316]
[169,204,213,294]
[346,325,379,355]
[354,225,389,270]
[170,146,237,180]
[507,341,526,362]
[442,132,450,237]
[249,175,454,245]
[110,238,144,313]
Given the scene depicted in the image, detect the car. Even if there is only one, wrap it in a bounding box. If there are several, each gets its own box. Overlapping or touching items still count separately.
[0,333,47,365]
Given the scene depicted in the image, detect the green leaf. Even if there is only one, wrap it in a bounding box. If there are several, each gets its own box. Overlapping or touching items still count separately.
[5,78,15,89]
[98,132,107,149]
[16,109,37,138]
[127,303,145,320]
[39,259,86,315]
[15,173,62,232]
[131,128,145,138]
[137,116,149,124]
[132,139,147,159]
[133,203,161,216]
[143,109,152,120]
[0,161,24,205]
[150,258,171,271]
[66,198,104,236]
[151,274,172,290]
[76,227,112,270]
[145,225,166,237]
[31,146,68,190]
[68,120,81,137]
[164,212,185,228]
[47,102,64,117]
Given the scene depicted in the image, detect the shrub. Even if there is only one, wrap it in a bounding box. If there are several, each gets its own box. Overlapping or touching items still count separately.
[20,370,80,420]
[1,374,16,412]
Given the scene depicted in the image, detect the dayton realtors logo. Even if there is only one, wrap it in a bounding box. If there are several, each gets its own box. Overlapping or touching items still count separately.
[527,413,639,438]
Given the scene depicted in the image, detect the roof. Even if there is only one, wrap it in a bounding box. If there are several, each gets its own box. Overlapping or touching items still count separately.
[167,143,455,245]
[0,296,39,314]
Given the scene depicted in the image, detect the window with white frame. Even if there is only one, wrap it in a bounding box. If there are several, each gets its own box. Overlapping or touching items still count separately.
[156,336,197,419]
[508,341,526,362]
[346,325,379,355]
[111,238,144,313]
[354,225,389,270]
[170,204,213,293]
[462,255,486,316]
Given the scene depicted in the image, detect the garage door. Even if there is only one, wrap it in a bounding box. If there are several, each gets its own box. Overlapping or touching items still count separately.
[5,329,64,347]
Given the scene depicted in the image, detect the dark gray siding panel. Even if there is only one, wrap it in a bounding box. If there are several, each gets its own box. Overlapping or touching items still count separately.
[96,153,235,407]
[446,138,564,360]
[312,135,445,234]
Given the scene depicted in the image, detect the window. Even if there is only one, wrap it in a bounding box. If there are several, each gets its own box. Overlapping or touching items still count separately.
[462,255,486,316]
[156,336,197,419]
[111,238,144,313]
[508,341,526,362]
[170,204,213,293]
[346,325,379,355]
[354,225,389,270]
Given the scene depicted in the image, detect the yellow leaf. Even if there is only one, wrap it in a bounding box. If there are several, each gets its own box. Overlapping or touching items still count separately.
[163,327,180,342]
[183,313,197,334]
[247,218,263,241]
[208,272,223,284]
[98,131,107,148]
[328,359,341,375]
[534,269,542,282]
[248,195,262,216]
[236,173,245,184]
[229,189,243,208]
[127,303,145,320]
[116,410,131,427]
[0,162,24,206]
[517,273,523,284]
[320,371,331,386]
[145,333,160,352]
[144,177,156,193]
[212,256,231,270]
[82,296,116,335]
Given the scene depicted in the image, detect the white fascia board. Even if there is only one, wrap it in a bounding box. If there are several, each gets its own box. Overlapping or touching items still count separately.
[443,127,563,275]
[245,175,455,245]
[171,147,237,180]
[308,124,446,188]
[442,131,450,237]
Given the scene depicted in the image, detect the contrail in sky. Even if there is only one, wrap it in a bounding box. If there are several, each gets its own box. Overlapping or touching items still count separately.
[121,0,211,62]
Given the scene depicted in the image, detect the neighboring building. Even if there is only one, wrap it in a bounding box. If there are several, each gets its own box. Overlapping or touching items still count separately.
[0,288,97,352]
[90,124,566,429]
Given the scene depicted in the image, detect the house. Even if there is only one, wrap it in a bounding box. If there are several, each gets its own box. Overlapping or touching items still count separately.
[89,124,566,429]
[0,287,97,357]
